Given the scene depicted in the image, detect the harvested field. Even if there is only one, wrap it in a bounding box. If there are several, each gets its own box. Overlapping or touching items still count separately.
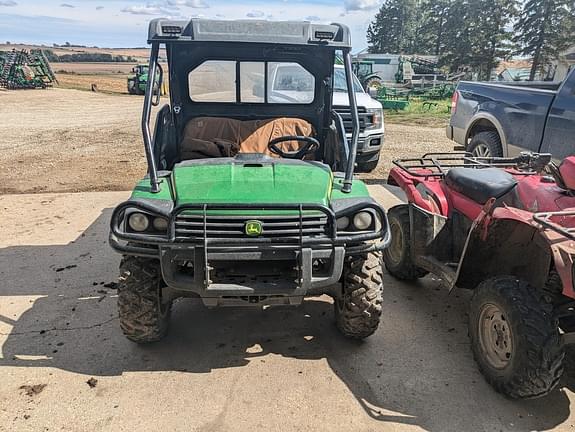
[0,88,452,194]
[56,73,130,94]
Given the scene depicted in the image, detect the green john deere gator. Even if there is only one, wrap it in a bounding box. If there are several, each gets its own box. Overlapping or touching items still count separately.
[109,18,391,343]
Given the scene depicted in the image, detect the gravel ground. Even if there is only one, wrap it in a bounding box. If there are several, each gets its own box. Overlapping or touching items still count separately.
[0,88,452,194]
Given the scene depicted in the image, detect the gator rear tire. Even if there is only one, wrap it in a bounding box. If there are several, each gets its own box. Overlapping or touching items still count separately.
[383,205,428,280]
[118,256,172,344]
[335,252,384,339]
[468,131,503,158]
[469,276,564,399]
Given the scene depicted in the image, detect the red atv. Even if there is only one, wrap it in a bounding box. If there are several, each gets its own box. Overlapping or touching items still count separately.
[384,152,575,399]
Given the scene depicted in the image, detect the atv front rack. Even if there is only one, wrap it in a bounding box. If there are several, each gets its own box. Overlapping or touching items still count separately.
[393,152,551,178]
[533,210,575,241]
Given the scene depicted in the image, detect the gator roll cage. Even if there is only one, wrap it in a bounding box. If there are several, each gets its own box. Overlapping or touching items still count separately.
[140,20,360,194]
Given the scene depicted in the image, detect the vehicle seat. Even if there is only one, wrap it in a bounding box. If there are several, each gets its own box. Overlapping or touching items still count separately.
[445,168,517,204]
[180,116,314,160]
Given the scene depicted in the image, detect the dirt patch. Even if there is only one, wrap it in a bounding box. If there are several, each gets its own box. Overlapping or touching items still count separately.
[0,88,452,194]
[19,384,47,396]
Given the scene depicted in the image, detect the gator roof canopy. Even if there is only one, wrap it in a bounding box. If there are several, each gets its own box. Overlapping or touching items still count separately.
[148,18,351,48]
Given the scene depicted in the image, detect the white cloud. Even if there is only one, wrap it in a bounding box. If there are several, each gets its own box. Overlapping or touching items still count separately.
[246,10,264,18]
[167,0,208,8]
[121,4,175,15]
[0,0,17,6]
[60,3,75,8]
[344,0,379,11]
[305,15,321,21]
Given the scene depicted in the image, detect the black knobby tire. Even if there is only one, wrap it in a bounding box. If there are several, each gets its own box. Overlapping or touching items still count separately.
[469,276,564,399]
[468,131,503,158]
[118,256,172,343]
[335,252,384,339]
[383,205,428,280]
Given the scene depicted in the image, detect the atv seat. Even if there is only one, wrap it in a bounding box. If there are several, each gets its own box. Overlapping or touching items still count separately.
[445,168,517,204]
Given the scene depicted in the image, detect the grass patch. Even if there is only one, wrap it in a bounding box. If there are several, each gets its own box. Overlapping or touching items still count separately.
[384,98,451,128]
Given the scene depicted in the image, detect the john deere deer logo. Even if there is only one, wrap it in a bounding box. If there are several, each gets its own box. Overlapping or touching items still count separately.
[245,220,263,236]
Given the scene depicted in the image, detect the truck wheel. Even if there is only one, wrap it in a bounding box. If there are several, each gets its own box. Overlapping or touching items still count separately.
[357,155,380,173]
[383,205,428,280]
[468,131,503,158]
[335,252,383,339]
[469,276,564,399]
[117,256,172,343]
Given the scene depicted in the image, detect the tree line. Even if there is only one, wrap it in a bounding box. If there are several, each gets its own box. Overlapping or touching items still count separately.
[367,0,574,80]
[42,50,138,63]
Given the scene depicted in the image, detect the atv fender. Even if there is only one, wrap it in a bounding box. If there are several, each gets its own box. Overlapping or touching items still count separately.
[455,204,553,292]
[387,170,449,215]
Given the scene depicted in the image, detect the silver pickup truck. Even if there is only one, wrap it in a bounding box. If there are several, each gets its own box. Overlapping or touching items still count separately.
[269,64,385,172]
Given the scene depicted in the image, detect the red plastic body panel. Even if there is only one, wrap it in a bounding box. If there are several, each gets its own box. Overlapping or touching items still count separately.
[388,169,450,215]
[560,157,575,191]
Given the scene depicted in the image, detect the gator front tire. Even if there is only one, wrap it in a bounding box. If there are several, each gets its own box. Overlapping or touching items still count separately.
[383,205,428,280]
[469,276,564,399]
[468,131,503,158]
[335,252,384,339]
[118,256,172,343]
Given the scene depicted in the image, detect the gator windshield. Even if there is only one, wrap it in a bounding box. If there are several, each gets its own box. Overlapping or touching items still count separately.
[188,60,316,104]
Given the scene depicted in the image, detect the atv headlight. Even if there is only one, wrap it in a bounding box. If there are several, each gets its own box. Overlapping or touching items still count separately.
[353,211,373,230]
[128,212,149,232]
[336,216,350,230]
[153,217,168,231]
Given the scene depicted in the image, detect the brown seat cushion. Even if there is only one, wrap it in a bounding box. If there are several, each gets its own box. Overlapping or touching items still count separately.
[180,117,314,159]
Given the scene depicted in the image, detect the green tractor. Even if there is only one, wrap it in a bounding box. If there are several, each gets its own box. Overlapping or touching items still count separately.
[109,18,390,343]
[127,64,161,95]
[352,59,382,91]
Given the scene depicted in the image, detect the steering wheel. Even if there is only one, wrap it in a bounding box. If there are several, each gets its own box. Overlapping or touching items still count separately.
[268,136,320,160]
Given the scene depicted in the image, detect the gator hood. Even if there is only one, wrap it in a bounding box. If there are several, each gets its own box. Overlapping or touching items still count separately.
[171,156,333,206]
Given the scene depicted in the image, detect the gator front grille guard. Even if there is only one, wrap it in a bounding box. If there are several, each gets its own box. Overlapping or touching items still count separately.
[109,200,390,257]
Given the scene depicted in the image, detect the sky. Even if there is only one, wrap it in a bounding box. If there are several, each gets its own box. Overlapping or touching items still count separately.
[0,0,381,50]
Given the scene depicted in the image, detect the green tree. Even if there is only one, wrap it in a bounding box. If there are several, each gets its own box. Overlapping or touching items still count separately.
[513,0,575,80]
[418,0,451,56]
[437,0,516,79]
[367,0,419,54]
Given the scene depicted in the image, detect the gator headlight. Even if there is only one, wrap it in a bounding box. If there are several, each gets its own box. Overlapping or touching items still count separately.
[153,217,168,231]
[128,212,149,232]
[353,211,373,230]
[336,216,350,230]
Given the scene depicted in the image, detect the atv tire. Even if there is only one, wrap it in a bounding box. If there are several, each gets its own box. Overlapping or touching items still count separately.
[468,131,503,158]
[383,205,428,280]
[118,256,172,343]
[335,252,384,339]
[469,276,564,399]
